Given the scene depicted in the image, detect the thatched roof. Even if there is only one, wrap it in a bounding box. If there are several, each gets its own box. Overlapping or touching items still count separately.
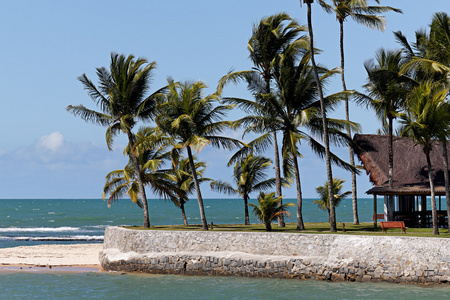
[353,134,449,195]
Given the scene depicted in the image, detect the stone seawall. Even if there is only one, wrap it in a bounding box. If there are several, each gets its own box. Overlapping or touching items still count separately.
[100,227,450,284]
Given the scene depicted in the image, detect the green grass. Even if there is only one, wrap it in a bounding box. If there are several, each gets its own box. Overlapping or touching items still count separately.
[124,222,450,238]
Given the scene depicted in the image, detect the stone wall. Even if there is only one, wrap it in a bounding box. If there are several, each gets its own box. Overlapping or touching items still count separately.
[100,227,450,284]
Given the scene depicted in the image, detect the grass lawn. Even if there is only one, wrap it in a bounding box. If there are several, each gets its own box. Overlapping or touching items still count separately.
[125,222,450,238]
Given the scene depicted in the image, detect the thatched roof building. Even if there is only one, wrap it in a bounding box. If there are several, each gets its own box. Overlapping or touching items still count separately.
[353,134,449,196]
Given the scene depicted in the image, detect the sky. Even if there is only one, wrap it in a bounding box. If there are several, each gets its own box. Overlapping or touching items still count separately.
[0,0,449,199]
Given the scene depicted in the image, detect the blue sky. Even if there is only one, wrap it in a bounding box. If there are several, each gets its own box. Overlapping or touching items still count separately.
[0,0,448,199]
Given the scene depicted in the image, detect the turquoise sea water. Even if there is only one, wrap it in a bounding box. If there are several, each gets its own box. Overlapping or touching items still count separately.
[1,271,450,299]
[0,197,388,249]
[1,198,449,299]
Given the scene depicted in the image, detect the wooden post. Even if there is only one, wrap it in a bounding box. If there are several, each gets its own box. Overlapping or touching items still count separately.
[373,194,377,229]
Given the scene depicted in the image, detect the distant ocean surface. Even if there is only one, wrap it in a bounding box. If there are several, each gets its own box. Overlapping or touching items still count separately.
[1,198,449,299]
[0,197,384,249]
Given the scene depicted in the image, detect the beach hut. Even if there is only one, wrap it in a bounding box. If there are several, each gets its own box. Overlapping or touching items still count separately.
[354,134,449,229]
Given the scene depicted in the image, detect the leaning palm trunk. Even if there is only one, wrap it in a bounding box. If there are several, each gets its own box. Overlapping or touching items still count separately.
[127,131,150,228]
[273,132,285,227]
[441,140,450,231]
[305,1,336,232]
[425,152,439,235]
[244,195,250,225]
[180,202,188,226]
[187,146,208,230]
[293,156,304,230]
[340,20,359,225]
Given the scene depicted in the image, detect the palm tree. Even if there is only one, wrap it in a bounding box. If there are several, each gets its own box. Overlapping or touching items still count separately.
[314,177,351,222]
[400,81,450,235]
[67,53,166,228]
[155,80,242,230]
[395,12,450,230]
[210,153,276,225]
[103,127,179,212]
[300,0,338,231]
[248,191,295,231]
[319,0,401,225]
[218,13,307,227]
[167,156,210,226]
[357,48,416,220]
[270,41,359,230]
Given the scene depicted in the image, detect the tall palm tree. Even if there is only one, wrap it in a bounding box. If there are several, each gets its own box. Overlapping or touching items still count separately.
[357,48,416,220]
[319,0,401,225]
[314,177,351,222]
[395,13,450,230]
[167,156,210,226]
[400,82,450,235]
[300,0,338,231]
[218,13,307,227]
[248,191,294,231]
[103,127,179,213]
[210,153,276,225]
[67,53,166,228]
[155,80,242,230]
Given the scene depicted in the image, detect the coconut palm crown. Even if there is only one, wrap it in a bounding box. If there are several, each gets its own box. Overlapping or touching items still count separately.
[249,191,294,231]
[314,177,351,222]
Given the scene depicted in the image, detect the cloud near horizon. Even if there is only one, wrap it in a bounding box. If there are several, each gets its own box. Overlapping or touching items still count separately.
[0,132,128,198]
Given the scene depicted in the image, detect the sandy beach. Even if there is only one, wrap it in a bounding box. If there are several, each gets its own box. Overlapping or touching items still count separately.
[0,243,103,272]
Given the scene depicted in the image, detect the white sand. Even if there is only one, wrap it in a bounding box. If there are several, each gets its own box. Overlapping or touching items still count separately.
[0,244,103,267]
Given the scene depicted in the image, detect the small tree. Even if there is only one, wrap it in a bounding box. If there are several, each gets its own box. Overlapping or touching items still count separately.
[248,192,294,231]
[314,177,351,222]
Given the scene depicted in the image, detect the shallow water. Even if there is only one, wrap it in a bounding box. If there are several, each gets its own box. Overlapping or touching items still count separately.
[1,272,449,300]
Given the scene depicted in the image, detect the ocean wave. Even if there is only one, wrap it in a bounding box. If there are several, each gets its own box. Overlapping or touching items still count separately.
[0,227,82,233]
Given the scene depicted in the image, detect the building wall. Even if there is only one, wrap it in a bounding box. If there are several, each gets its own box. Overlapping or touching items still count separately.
[100,227,450,284]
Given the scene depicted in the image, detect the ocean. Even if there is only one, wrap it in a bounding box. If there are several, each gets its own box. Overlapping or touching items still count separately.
[1,198,449,299]
[0,197,385,248]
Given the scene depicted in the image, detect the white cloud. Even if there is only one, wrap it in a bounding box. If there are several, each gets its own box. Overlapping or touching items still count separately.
[0,132,128,198]
[35,131,64,152]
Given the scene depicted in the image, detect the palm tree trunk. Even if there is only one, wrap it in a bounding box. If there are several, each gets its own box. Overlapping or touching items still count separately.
[180,202,188,226]
[244,195,250,225]
[127,131,150,228]
[339,20,359,225]
[186,145,208,230]
[426,151,439,235]
[265,72,284,228]
[442,140,450,232]
[305,0,336,232]
[388,117,394,221]
[293,156,304,230]
[273,132,285,227]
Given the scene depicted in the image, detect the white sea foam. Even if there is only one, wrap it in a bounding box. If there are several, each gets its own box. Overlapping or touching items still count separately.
[0,227,81,233]
[13,235,104,241]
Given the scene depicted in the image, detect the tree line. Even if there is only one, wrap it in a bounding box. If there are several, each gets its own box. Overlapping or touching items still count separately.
[67,1,450,235]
